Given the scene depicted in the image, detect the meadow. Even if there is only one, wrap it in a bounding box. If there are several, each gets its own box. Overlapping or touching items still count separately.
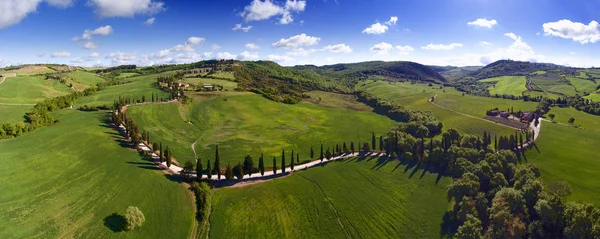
[209,71,235,80]
[523,90,561,100]
[525,123,600,206]
[479,76,527,96]
[531,74,577,96]
[210,155,451,238]
[67,71,105,86]
[0,105,30,124]
[0,65,56,76]
[75,77,169,107]
[0,76,72,104]
[127,92,398,167]
[183,78,238,90]
[547,106,600,131]
[567,76,598,95]
[0,110,194,238]
[355,80,518,137]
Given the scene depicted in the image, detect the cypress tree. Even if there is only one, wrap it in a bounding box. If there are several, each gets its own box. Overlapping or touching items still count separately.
[291,153,295,170]
[494,134,498,151]
[281,149,286,173]
[225,163,233,181]
[519,133,524,149]
[159,143,163,162]
[343,142,348,154]
[320,144,324,161]
[372,132,376,150]
[215,145,221,180]
[196,157,202,181]
[379,136,383,151]
[165,146,172,167]
[350,142,354,154]
[273,157,277,175]
[259,153,265,176]
[310,146,314,159]
[206,160,212,179]
[336,144,339,155]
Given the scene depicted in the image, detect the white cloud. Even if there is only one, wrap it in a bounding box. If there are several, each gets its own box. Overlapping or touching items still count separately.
[144,17,155,25]
[0,0,76,29]
[370,42,394,54]
[152,49,170,58]
[323,44,352,53]
[245,43,260,49]
[211,44,221,51]
[216,52,237,60]
[237,51,260,60]
[421,43,463,50]
[467,18,498,28]
[232,23,253,32]
[87,0,165,18]
[362,22,388,35]
[71,52,101,63]
[542,19,600,44]
[385,16,398,26]
[240,0,306,24]
[395,45,414,55]
[89,52,101,58]
[504,32,518,40]
[74,25,113,41]
[106,52,137,65]
[272,33,320,48]
[83,42,98,49]
[481,41,493,46]
[186,37,205,45]
[569,51,576,55]
[267,54,295,63]
[203,52,213,58]
[51,52,71,58]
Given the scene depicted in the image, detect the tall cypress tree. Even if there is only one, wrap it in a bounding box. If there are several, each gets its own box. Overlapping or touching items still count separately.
[310,146,314,159]
[281,149,286,173]
[343,142,348,154]
[379,136,383,151]
[206,160,211,179]
[159,142,163,162]
[273,157,277,175]
[350,142,354,154]
[165,146,172,167]
[215,145,221,180]
[259,153,265,176]
[196,157,202,181]
[291,150,295,169]
[494,134,498,151]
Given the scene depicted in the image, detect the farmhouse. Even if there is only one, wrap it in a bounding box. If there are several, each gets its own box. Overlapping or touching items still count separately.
[486,109,501,116]
[499,112,510,119]
[520,112,535,122]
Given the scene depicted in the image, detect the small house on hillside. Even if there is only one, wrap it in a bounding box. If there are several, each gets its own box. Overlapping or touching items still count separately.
[500,112,510,119]
[520,112,535,122]
[202,84,214,91]
[486,110,501,117]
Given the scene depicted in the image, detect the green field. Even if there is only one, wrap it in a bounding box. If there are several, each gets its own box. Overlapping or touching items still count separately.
[0,105,30,124]
[209,71,235,80]
[355,80,517,137]
[0,110,194,238]
[183,78,238,90]
[211,155,451,238]
[523,90,562,100]
[68,71,105,86]
[0,66,56,76]
[127,92,397,166]
[567,77,598,95]
[525,123,600,206]
[547,107,600,131]
[531,70,547,75]
[531,74,577,96]
[585,93,600,102]
[479,76,527,96]
[0,76,72,104]
[75,78,169,107]
[117,72,141,79]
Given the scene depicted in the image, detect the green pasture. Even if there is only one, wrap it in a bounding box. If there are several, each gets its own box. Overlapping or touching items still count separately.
[547,107,600,131]
[479,76,527,96]
[75,78,169,107]
[209,71,235,80]
[183,78,238,90]
[0,76,72,104]
[0,105,31,124]
[0,110,194,238]
[67,71,105,86]
[211,155,451,238]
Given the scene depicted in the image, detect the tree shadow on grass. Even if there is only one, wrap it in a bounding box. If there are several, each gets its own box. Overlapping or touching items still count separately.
[440,211,459,238]
[126,161,153,165]
[138,165,162,171]
[103,213,126,232]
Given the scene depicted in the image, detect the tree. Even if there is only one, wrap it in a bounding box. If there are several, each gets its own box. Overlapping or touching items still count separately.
[325,147,332,160]
[225,162,233,181]
[124,206,145,231]
[165,146,172,167]
[159,143,163,162]
[548,113,556,122]
[343,142,348,154]
[320,144,324,162]
[214,145,221,180]
[455,214,483,239]
[568,117,575,126]
[372,132,376,150]
[234,163,244,180]
[379,136,383,151]
[362,142,370,153]
[181,161,194,180]
[196,157,203,181]
[259,153,265,176]
[291,153,295,170]
[281,149,286,173]
[310,146,314,159]
[350,142,355,154]
[206,160,212,179]
[446,173,480,202]
[243,155,254,176]
[273,157,277,175]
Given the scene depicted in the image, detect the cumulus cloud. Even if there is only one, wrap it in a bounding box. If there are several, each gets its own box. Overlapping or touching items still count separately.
[542,19,600,44]
[71,52,101,63]
[240,0,306,24]
[267,54,295,63]
[232,23,253,32]
[481,41,493,46]
[144,17,155,25]
[216,52,237,60]
[395,45,414,55]
[186,37,205,45]
[73,25,113,41]
[467,18,498,28]
[421,43,463,50]
[370,42,414,55]
[322,44,352,53]
[83,42,98,49]
[385,16,398,25]
[504,32,518,40]
[272,33,320,48]
[362,22,388,35]
[237,51,260,60]
[211,44,221,51]
[245,43,260,49]
[106,52,137,65]
[51,52,71,58]
[0,0,76,29]
[87,0,165,18]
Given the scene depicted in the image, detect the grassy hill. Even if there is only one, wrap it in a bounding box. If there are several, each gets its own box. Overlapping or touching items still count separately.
[0,110,194,238]
[479,76,527,96]
[0,76,72,104]
[127,92,397,167]
[469,60,573,80]
[210,155,451,238]
[75,76,169,107]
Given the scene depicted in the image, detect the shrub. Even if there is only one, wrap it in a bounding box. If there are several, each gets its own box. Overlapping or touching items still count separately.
[124,206,145,231]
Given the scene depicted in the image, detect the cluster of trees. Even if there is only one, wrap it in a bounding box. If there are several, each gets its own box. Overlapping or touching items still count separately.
[156,73,188,102]
[0,86,101,140]
[77,105,110,111]
[95,65,137,74]
[555,95,600,116]
[356,91,443,137]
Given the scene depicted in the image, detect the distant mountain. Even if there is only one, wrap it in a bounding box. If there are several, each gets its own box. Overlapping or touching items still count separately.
[469,60,577,80]
[295,61,448,83]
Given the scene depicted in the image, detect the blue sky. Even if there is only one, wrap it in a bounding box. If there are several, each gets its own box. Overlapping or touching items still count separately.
[0,0,600,67]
